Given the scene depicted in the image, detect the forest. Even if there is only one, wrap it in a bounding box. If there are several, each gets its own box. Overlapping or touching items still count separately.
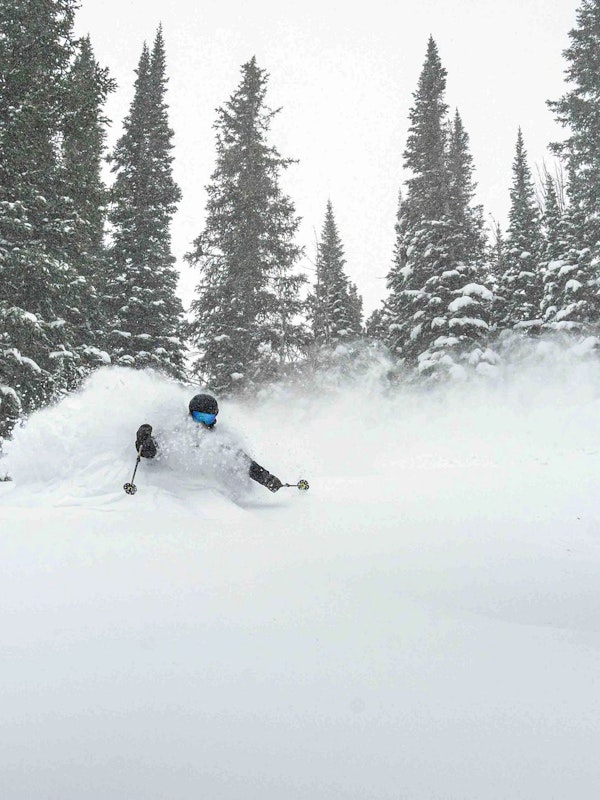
[1,0,599,445]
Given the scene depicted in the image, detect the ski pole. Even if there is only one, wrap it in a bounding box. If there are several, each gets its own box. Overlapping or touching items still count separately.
[282,478,309,491]
[123,449,142,495]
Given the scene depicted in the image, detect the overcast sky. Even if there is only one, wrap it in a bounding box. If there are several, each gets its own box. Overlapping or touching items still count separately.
[74,0,579,315]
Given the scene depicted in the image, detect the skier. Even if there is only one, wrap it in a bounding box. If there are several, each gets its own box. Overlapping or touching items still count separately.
[134,393,284,493]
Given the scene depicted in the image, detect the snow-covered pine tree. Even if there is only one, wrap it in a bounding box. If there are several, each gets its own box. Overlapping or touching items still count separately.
[487,221,507,328]
[105,27,185,377]
[420,107,495,376]
[310,200,363,346]
[62,34,114,365]
[64,36,113,268]
[539,171,571,326]
[383,37,451,365]
[365,307,387,342]
[347,282,364,337]
[495,128,544,332]
[383,38,493,379]
[447,110,487,266]
[542,172,565,260]
[0,0,107,439]
[489,222,506,284]
[186,57,306,394]
[546,0,600,332]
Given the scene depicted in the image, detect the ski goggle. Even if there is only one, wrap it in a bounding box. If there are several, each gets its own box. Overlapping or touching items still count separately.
[191,411,217,426]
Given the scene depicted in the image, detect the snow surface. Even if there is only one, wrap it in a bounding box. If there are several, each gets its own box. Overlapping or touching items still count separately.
[2,350,600,799]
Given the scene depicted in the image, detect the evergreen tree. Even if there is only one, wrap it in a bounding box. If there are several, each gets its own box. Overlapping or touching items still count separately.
[105,27,185,376]
[546,0,600,330]
[403,38,450,224]
[540,205,591,330]
[365,307,387,342]
[0,0,107,438]
[384,40,451,362]
[447,110,486,265]
[542,172,565,261]
[496,129,544,330]
[310,200,362,346]
[488,222,506,287]
[550,0,600,246]
[383,38,493,378]
[487,221,507,329]
[186,57,306,394]
[347,282,364,337]
[540,173,569,325]
[63,36,113,269]
[62,34,114,359]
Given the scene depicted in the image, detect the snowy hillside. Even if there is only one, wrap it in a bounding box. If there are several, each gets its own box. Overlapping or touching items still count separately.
[2,346,600,799]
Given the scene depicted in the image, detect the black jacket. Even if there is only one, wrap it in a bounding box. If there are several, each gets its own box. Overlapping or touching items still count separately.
[135,424,282,492]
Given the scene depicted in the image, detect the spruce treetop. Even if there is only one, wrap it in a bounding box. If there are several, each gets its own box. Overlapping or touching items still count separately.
[507,128,541,255]
[495,128,544,328]
[549,0,600,248]
[403,36,450,222]
[382,37,493,374]
[104,26,184,376]
[187,57,305,393]
[447,108,486,264]
[311,200,361,346]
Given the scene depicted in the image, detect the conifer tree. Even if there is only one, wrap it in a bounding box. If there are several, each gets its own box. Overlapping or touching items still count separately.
[487,222,506,328]
[310,200,362,346]
[63,36,113,269]
[383,38,493,377]
[186,57,306,394]
[489,223,506,282]
[365,307,387,342]
[496,129,544,330]
[403,37,451,225]
[348,282,364,337]
[539,207,590,330]
[540,173,569,325]
[105,27,185,376]
[447,110,486,265]
[62,35,114,357]
[0,0,109,438]
[542,172,565,261]
[546,0,600,330]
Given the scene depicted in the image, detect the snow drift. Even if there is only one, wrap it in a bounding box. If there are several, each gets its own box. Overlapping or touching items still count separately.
[2,337,600,799]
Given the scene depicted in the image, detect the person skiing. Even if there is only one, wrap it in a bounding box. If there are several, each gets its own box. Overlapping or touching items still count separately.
[134,393,284,493]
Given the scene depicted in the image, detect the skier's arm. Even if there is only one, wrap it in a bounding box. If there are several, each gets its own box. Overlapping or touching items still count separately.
[248,459,283,492]
[135,424,157,459]
[223,434,283,492]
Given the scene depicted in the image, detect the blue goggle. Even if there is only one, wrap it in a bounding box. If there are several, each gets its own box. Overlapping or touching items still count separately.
[191,410,217,426]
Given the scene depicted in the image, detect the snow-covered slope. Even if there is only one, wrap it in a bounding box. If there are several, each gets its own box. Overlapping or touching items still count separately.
[2,348,600,799]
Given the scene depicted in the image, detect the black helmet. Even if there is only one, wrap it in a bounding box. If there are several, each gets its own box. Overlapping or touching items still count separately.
[188,393,219,415]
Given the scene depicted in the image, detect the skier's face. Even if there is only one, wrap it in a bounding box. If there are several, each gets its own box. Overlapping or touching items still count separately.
[191,410,217,427]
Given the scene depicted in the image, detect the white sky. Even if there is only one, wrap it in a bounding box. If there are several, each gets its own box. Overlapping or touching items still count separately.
[74,0,579,315]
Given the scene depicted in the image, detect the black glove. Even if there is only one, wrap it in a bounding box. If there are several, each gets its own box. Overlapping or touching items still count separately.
[265,474,283,493]
[135,424,157,459]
